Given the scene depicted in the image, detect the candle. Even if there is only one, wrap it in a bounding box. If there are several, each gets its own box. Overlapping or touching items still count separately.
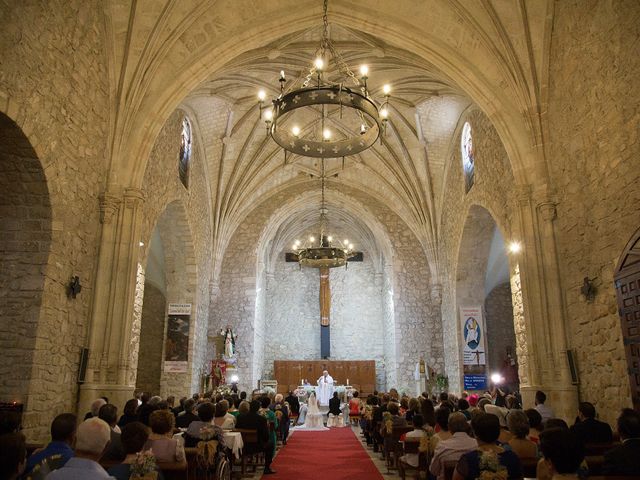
[347,378,349,385]
[280,70,286,81]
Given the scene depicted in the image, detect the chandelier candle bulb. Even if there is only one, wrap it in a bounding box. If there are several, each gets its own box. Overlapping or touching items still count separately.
[383,84,391,95]
[380,107,388,119]
[292,125,301,137]
[279,70,286,81]
[314,57,324,71]
[359,65,369,77]
[323,128,331,140]
[258,90,266,101]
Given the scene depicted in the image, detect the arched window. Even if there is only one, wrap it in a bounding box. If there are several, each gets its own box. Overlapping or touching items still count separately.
[461,121,474,193]
[179,117,192,188]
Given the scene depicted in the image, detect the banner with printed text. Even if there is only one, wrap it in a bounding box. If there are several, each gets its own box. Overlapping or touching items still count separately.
[460,306,486,365]
[164,303,191,373]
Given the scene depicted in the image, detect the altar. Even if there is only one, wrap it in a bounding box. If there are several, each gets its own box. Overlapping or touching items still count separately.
[273,360,376,394]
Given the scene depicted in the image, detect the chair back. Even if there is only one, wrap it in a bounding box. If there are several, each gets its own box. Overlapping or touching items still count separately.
[443,460,457,480]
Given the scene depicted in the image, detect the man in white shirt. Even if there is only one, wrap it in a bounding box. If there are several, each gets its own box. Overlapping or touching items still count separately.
[534,390,555,423]
[430,412,477,480]
[400,414,429,468]
[317,370,334,406]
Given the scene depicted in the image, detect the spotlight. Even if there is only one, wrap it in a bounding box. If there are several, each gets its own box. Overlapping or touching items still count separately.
[509,241,521,254]
[490,373,503,385]
[139,241,144,247]
[231,374,239,383]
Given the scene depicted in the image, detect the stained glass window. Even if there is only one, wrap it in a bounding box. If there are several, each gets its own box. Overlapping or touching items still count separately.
[461,122,474,193]
[179,117,192,188]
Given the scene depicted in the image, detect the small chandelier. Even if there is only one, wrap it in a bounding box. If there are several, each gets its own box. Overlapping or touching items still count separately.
[258,0,391,160]
[290,162,356,269]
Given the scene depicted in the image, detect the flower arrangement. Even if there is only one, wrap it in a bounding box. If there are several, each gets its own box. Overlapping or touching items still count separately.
[477,451,508,480]
[213,384,232,397]
[382,411,393,434]
[262,386,276,395]
[130,450,158,480]
[418,426,435,454]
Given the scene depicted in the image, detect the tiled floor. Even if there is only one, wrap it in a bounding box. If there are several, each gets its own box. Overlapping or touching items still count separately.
[232,425,403,479]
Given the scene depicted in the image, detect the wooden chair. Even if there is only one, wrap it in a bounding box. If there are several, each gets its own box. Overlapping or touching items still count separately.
[397,439,430,480]
[385,425,414,470]
[233,428,262,475]
[585,455,606,476]
[443,459,458,480]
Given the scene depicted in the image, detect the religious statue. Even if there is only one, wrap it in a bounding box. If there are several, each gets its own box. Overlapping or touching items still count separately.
[316,370,334,406]
[219,326,236,358]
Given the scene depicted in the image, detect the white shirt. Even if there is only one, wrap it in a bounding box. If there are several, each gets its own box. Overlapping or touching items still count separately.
[400,429,428,467]
[535,403,555,423]
[430,432,478,480]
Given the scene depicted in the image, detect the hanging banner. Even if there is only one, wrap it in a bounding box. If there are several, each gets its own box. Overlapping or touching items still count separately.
[164,303,191,373]
[460,306,486,365]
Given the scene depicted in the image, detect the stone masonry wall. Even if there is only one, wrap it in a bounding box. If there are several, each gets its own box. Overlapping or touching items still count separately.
[484,282,516,374]
[439,108,517,392]
[262,256,386,389]
[0,1,109,441]
[138,109,213,399]
[546,0,640,424]
[136,283,166,395]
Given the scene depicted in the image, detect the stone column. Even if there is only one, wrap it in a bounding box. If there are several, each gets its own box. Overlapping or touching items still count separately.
[79,187,145,414]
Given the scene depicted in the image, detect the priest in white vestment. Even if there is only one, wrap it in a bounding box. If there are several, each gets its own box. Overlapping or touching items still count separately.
[317,370,334,406]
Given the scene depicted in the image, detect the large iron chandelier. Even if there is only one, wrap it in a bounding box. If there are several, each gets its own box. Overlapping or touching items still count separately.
[258,0,391,160]
[290,161,357,269]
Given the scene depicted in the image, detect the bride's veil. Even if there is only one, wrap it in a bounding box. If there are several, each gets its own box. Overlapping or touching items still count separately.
[308,391,319,413]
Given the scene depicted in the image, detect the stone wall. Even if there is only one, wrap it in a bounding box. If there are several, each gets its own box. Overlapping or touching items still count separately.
[262,257,386,388]
[439,108,517,392]
[0,1,108,441]
[136,282,166,395]
[546,0,640,424]
[485,282,516,374]
[137,109,214,399]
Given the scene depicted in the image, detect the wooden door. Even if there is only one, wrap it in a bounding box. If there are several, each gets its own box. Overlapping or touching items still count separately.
[615,228,640,411]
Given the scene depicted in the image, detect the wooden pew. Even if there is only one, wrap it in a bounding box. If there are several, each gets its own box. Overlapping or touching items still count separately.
[397,438,430,480]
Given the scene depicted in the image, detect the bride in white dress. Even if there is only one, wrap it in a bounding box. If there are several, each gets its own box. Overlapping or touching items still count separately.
[296,392,328,431]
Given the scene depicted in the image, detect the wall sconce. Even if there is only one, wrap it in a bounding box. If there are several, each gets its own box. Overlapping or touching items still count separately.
[67,276,82,299]
[580,277,596,302]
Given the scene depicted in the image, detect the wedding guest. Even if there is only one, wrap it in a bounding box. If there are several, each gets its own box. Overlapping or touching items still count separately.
[430,413,477,480]
[175,398,199,429]
[107,422,165,480]
[84,398,106,420]
[184,402,224,448]
[144,410,185,463]
[420,397,436,428]
[99,404,125,462]
[273,394,290,444]
[24,413,76,475]
[457,399,471,420]
[117,399,139,428]
[453,413,522,480]
[506,410,537,460]
[48,418,113,480]
[534,390,554,424]
[0,432,27,480]
[433,406,452,447]
[603,408,640,476]
[524,408,543,444]
[213,399,236,429]
[236,400,276,475]
[400,414,430,469]
[539,428,584,479]
[570,401,613,445]
[285,391,300,415]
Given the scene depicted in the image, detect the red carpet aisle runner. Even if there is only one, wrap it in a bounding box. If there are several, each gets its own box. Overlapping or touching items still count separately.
[269,427,384,480]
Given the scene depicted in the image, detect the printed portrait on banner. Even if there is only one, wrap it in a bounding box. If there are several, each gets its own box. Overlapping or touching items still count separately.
[461,122,475,193]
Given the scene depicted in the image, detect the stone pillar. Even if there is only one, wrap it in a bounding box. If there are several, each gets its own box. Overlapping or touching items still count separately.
[513,185,577,418]
[78,187,145,414]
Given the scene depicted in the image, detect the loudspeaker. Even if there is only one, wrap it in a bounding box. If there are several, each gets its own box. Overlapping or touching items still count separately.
[566,349,579,385]
[78,348,89,384]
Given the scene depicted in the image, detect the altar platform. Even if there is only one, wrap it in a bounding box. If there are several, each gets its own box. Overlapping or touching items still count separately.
[273,359,376,394]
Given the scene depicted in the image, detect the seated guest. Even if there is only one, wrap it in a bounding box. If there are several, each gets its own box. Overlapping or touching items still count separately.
[430,412,477,480]
[405,397,420,423]
[99,404,125,462]
[570,401,613,445]
[137,395,162,426]
[227,396,239,416]
[184,402,224,447]
[420,397,437,428]
[506,410,537,459]
[432,406,452,447]
[84,398,106,421]
[399,397,409,416]
[603,408,640,476]
[534,390,554,424]
[24,413,76,475]
[117,399,139,428]
[399,414,430,468]
[107,422,164,480]
[48,418,114,480]
[144,410,185,463]
[453,413,522,480]
[525,408,543,443]
[212,399,236,429]
[175,398,199,429]
[236,400,276,475]
[539,428,584,479]
[457,399,471,420]
[0,432,27,480]
[382,402,407,456]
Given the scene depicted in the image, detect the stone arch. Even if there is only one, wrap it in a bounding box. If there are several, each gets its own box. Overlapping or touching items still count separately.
[454,204,521,393]
[134,200,198,397]
[0,112,52,410]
